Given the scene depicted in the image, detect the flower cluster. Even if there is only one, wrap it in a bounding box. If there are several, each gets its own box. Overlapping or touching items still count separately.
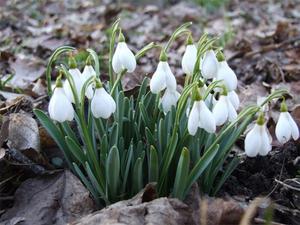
[38,21,299,206]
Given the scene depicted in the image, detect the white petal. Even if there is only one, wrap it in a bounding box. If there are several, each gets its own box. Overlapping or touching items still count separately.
[259,124,272,156]
[244,124,260,157]
[213,96,228,126]
[161,89,180,113]
[112,44,123,74]
[275,112,291,144]
[227,98,237,122]
[48,88,74,122]
[182,44,197,75]
[228,91,239,110]
[150,61,167,94]
[188,101,201,135]
[199,100,216,133]
[82,65,96,80]
[201,50,218,79]
[85,85,94,99]
[287,112,299,141]
[91,88,116,119]
[164,62,177,90]
[217,61,237,91]
[64,68,84,103]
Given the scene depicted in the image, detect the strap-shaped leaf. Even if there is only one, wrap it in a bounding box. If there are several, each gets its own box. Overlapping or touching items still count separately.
[173,147,190,200]
[34,109,73,169]
[148,145,159,183]
[132,157,144,194]
[65,136,86,164]
[106,145,120,198]
[121,144,133,193]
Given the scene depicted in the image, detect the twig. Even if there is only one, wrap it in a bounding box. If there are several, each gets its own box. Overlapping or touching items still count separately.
[275,179,300,192]
[254,217,286,225]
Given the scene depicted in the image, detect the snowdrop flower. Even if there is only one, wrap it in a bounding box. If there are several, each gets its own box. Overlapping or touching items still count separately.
[112,32,136,74]
[63,56,84,103]
[188,88,216,135]
[150,51,177,94]
[275,101,299,144]
[161,88,180,113]
[212,92,237,126]
[244,113,272,157]
[181,35,197,75]
[82,57,96,99]
[228,90,239,110]
[49,76,74,122]
[201,49,218,79]
[91,80,116,119]
[216,58,237,91]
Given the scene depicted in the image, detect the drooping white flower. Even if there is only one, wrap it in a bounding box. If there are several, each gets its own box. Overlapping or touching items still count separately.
[244,114,272,157]
[63,57,84,103]
[212,95,237,126]
[217,61,237,91]
[82,63,96,99]
[275,102,299,144]
[150,59,177,94]
[201,50,218,79]
[91,85,116,119]
[112,33,136,74]
[188,100,216,135]
[161,88,180,113]
[182,44,197,75]
[228,90,239,110]
[49,78,74,123]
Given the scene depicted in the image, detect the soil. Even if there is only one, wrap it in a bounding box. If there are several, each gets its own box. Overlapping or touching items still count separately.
[221,141,300,224]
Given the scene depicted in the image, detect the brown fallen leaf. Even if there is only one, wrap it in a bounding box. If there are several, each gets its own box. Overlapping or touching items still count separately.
[0,170,95,225]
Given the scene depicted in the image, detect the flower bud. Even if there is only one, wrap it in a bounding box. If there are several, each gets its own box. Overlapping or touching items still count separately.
[201,50,218,79]
[182,35,197,75]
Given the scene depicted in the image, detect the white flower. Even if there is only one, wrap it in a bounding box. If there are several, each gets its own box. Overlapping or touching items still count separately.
[48,87,74,122]
[245,123,272,157]
[217,61,237,91]
[63,68,84,103]
[201,50,218,79]
[161,88,180,113]
[82,65,96,99]
[228,90,239,110]
[150,61,177,94]
[212,95,237,126]
[112,42,136,74]
[275,112,299,144]
[182,44,197,75]
[91,87,116,119]
[188,100,216,135]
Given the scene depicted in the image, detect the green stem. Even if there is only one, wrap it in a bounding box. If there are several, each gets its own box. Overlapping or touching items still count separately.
[110,69,127,96]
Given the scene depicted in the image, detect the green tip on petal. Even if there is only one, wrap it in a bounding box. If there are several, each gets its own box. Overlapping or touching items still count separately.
[86,55,92,66]
[280,99,288,112]
[221,85,228,96]
[216,50,225,62]
[55,73,63,88]
[159,50,168,62]
[186,33,194,45]
[256,112,265,126]
[192,86,202,101]
[68,56,77,69]
[95,78,103,89]
[118,30,125,42]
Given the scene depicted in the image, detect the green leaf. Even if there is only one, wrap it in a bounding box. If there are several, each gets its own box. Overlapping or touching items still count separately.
[85,162,106,199]
[34,109,73,169]
[106,146,120,199]
[121,144,133,192]
[109,122,119,148]
[173,147,190,200]
[132,157,144,194]
[184,144,219,197]
[65,136,86,164]
[212,157,240,195]
[148,146,159,183]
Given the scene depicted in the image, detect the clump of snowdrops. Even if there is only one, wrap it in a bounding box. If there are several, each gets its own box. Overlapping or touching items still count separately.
[34,20,299,206]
